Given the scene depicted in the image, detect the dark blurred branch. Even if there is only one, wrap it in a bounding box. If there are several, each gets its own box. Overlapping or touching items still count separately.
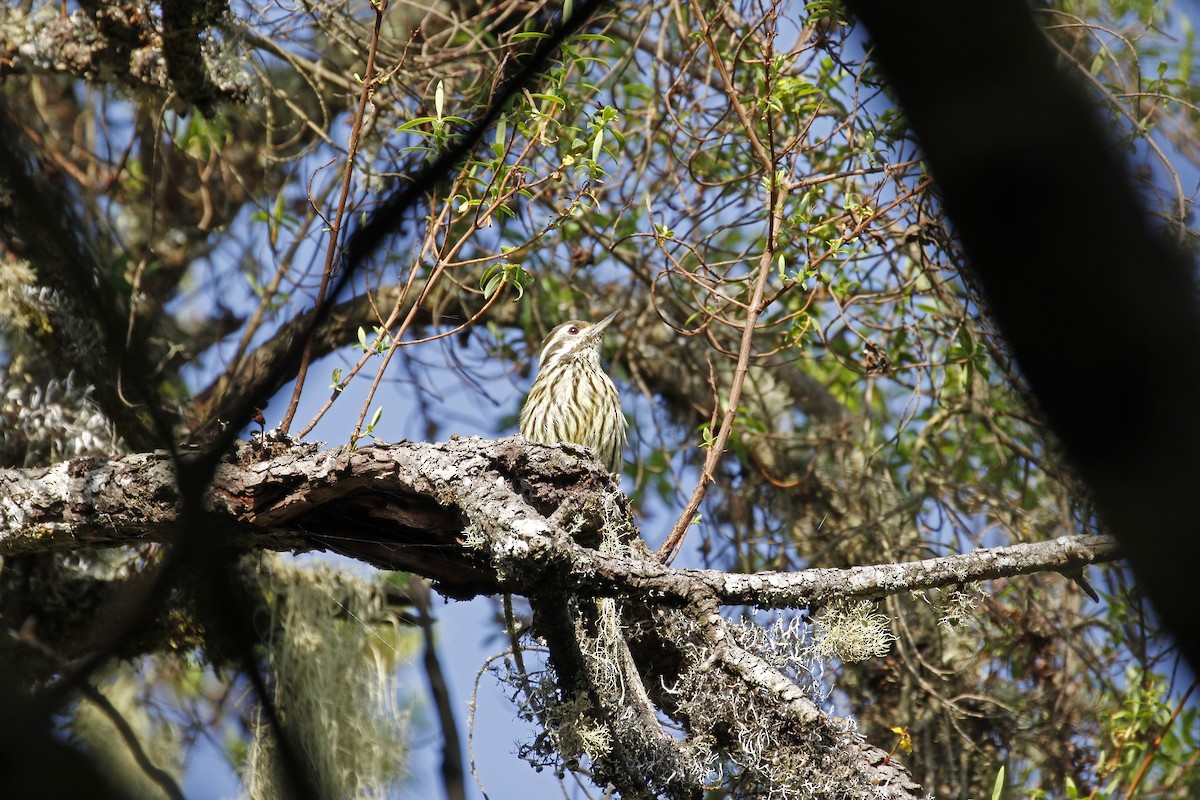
[76,681,187,800]
[408,577,467,800]
[16,628,186,800]
[844,0,1200,669]
[160,0,229,114]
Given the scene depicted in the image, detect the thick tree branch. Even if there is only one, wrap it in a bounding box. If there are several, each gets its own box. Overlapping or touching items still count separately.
[1,436,1119,797]
[160,0,229,114]
[0,437,1118,606]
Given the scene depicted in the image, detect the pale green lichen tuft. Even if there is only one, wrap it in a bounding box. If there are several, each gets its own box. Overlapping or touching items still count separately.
[243,556,412,800]
[813,600,895,663]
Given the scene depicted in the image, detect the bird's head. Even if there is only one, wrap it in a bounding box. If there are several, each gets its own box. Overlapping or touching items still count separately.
[536,309,620,373]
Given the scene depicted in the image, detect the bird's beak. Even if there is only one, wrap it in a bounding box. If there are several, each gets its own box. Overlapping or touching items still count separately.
[590,309,620,338]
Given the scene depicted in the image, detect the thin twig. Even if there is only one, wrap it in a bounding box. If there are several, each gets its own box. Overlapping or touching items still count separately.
[280,0,391,433]
[1121,676,1200,800]
[409,576,467,800]
[657,0,783,563]
[76,681,187,800]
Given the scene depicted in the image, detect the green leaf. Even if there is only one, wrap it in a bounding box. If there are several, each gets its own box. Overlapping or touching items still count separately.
[396,116,438,132]
[364,406,383,437]
[493,115,507,155]
[796,190,816,218]
[990,766,1005,800]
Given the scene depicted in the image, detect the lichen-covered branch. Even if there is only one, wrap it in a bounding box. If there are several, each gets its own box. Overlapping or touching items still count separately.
[0,4,249,103]
[0,435,1122,797]
[0,436,1118,604]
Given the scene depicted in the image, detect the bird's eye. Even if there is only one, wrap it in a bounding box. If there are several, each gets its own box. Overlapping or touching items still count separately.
[568,326,580,335]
